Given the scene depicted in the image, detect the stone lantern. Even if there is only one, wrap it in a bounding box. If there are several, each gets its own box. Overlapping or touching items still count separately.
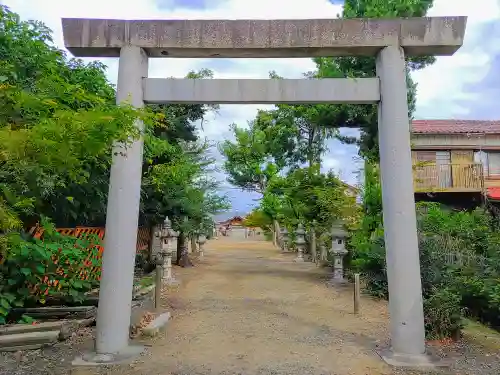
[197,233,207,258]
[155,216,179,285]
[280,227,289,252]
[330,220,348,283]
[294,224,306,262]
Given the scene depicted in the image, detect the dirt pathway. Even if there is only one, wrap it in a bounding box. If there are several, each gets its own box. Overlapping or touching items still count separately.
[1,238,498,375]
[101,237,400,375]
[4,237,499,375]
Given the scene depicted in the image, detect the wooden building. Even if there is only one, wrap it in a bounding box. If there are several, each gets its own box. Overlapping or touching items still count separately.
[218,216,244,227]
[411,119,500,207]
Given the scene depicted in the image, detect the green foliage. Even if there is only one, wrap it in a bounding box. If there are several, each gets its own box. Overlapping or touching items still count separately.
[220,111,357,246]
[268,166,357,231]
[142,140,230,230]
[254,75,340,168]
[350,199,500,339]
[243,209,273,232]
[314,0,435,161]
[0,218,100,324]
[0,5,230,314]
[0,5,148,231]
[219,122,278,193]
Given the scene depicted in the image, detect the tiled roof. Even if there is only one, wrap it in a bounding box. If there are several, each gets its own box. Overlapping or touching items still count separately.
[412,120,500,135]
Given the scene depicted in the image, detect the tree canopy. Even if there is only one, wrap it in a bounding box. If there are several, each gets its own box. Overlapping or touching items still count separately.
[0,4,229,254]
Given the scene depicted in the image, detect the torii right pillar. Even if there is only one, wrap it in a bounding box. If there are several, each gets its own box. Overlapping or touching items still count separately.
[374,18,467,367]
[376,45,428,365]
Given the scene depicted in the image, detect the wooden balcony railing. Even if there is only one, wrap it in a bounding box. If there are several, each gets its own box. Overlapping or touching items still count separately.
[413,163,484,192]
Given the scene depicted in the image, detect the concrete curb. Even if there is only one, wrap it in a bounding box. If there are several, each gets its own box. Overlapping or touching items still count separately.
[142,312,171,337]
[133,284,155,300]
[0,317,96,352]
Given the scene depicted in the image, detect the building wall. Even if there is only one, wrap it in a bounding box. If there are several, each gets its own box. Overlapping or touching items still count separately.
[411,137,500,191]
[412,133,500,149]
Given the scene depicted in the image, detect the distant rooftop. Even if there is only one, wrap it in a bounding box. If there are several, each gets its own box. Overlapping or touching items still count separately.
[412,120,500,135]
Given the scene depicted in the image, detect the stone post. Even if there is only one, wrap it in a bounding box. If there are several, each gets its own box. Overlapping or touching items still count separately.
[329,221,348,284]
[376,45,426,361]
[164,218,179,285]
[197,234,207,257]
[280,227,289,252]
[94,46,148,359]
[294,224,305,262]
[319,234,328,265]
[309,223,317,263]
[154,254,163,310]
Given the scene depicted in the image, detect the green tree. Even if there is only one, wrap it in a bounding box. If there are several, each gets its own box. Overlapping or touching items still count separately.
[0,6,147,234]
[268,166,357,232]
[314,0,435,161]
[219,121,278,193]
[243,209,272,232]
[144,140,229,266]
[257,72,339,169]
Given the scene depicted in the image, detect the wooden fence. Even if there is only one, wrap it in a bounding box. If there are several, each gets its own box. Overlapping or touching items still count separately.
[0,226,151,297]
[28,225,150,253]
[24,226,151,293]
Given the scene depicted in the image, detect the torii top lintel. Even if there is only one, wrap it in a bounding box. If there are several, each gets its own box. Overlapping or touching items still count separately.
[61,17,467,58]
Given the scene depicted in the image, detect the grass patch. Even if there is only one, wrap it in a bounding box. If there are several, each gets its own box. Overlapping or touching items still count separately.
[462,319,500,352]
[140,275,154,287]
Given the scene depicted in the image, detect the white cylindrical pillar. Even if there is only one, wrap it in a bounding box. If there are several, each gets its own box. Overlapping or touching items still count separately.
[95,46,148,355]
[376,46,426,358]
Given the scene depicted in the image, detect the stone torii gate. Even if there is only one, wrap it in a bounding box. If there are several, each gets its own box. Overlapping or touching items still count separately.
[62,17,466,366]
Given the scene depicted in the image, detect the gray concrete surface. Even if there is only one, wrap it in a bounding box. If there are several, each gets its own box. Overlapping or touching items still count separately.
[376,45,426,360]
[61,17,466,58]
[143,78,380,104]
[94,46,148,357]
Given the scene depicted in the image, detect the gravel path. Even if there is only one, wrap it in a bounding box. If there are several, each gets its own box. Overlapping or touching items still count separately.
[2,237,499,375]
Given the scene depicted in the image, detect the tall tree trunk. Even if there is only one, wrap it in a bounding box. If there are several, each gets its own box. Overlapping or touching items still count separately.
[272,219,280,247]
[176,230,193,267]
[190,235,198,254]
[307,127,315,168]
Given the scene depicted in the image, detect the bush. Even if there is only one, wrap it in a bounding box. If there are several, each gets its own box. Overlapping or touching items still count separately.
[349,201,500,339]
[423,287,463,339]
[0,218,101,324]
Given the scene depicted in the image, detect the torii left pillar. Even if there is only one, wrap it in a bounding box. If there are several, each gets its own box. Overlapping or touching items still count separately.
[80,46,148,364]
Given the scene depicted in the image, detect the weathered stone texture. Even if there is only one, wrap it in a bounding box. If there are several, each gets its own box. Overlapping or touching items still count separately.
[62,17,466,58]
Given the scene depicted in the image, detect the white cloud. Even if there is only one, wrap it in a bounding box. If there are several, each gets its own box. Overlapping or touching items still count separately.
[413,0,500,119]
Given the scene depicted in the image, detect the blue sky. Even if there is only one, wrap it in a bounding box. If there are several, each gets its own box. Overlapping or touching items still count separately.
[4,0,500,214]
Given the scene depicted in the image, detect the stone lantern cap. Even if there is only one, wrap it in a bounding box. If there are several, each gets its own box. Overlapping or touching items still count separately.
[331,221,348,238]
[162,217,178,239]
[296,223,305,235]
[295,224,306,245]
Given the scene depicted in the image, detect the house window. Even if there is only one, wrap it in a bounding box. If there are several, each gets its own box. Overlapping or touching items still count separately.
[416,151,436,162]
[474,151,500,177]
